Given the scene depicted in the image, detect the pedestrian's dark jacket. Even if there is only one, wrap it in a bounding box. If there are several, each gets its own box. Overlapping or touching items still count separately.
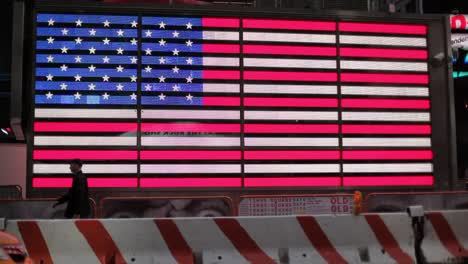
[57,171,90,218]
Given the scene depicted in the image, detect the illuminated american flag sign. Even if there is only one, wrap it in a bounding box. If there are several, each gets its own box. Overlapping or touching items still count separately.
[30,13,434,189]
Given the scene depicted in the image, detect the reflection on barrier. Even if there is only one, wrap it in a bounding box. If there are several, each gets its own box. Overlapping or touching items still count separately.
[0,198,97,219]
[100,196,235,218]
[365,191,468,212]
[238,194,354,216]
[0,185,22,199]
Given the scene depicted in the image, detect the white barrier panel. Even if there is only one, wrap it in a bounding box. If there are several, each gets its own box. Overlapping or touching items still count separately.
[4,213,417,264]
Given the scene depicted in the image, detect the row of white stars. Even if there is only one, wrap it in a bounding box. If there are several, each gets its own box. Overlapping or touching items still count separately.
[44,74,137,82]
[57,64,128,72]
[57,83,128,91]
[48,18,139,28]
[44,91,194,101]
[58,46,128,55]
[46,36,138,45]
[143,84,182,91]
[56,28,131,36]
[46,55,138,64]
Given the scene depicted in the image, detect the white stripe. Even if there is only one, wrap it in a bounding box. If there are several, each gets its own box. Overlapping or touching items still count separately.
[245,111,338,121]
[203,83,240,93]
[342,112,430,122]
[245,164,340,173]
[340,35,427,47]
[244,58,336,69]
[343,137,431,147]
[341,60,428,72]
[33,164,137,174]
[203,31,239,41]
[203,57,239,67]
[142,136,240,146]
[34,136,136,146]
[141,164,240,174]
[142,109,240,120]
[343,163,433,173]
[35,108,137,119]
[244,32,336,44]
[245,137,338,147]
[342,86,429,97]
[245,84,337,95]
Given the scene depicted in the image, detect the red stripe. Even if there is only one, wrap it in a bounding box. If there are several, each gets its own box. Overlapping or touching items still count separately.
[141,150,241,160]
[245,97,338,107]
[34,122,137,132]
[426,212,468,257]
[32,178,138,188]
[244,45,336,56]
[203,70,240,79]
[343,150,433,160]
[155,219,194,264]
[203,97,240,106]
[76,220,126,264]
[297,216,347,263]
[203,44,240,54]
[365,215,415,263]
[340,47,428,60]
[202,17,239,28]
[141,123,240,133]
[339,22,427,35]
[244,177,341,187]
[341,73,428,84]
[245,124,339,134]
[17,221,53,264]
[342,124,431,135]
[243,18,336,31]
[245,150,340,160]
[342,98,430,109]
[33,150,138,160]
[215,219,276,264]
[343,176,434,186]
[140,178,241,187]
[244,71,337,82]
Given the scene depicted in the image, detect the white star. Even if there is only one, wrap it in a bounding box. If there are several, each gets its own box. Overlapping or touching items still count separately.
[158,76,166,83]
[103,38,110,45]
[102,75,110,82]
[186,22,193,29]
[116,83,124,90]
[172,31,180,38]
[159,57,166,64]
[46,91,53,99]
[130,57,138,64]
[60,83,67,90]
[145,48,152,55]
[103,20,111,27]
[117,29,124,36]
[144,65,152,73]
[75,19,83,27]
[159,39,166,46]
[130,93,137,100]
[46,55,54,63]
[61,46,68,53]
[61,28,68,35]
[47,37,54,44]
[145,30,152,37]
[88,65,96,72]
[88,83,96,90]
[89,29,96,36]
[172,84,180,91]
[75,37,83,44]
[74,56,82,63]
[74,92,82,100]
[131,20,138,28]
[74,74,82,82]
[89,47,96,54]
[130,38,137,45]
[172,66,180,74]
[186,75,193,83]
[130,75,137,82]
[102,93,110,100]
[103,56,110,63]
[186,57,193,65]
[159,21,166,28]
[186,93,193,101]
[116,47,124,54]
[60,64,68,71]
[47,18,55,26]
[186,40,193,47]
[172,48,180,56]
[159,93,166,100]
[116,65,124,72]
[144,84,152,91]
[46,74,53,81]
